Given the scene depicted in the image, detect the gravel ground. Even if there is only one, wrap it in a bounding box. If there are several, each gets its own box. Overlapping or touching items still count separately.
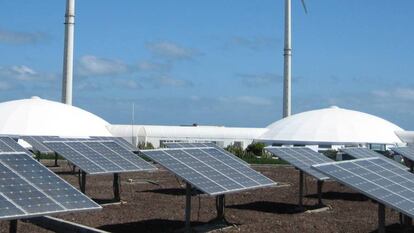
[0,160,408,233]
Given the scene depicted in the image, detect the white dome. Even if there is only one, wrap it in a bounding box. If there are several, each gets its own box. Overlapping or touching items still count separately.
[259,106,403,145]
[0,97,112,137]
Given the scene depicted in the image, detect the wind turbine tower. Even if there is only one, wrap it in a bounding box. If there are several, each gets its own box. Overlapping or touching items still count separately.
[283,0,307,118]
[61,0,75,105]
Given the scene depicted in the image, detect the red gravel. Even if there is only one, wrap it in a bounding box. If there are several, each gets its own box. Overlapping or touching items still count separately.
[0,161,408,233]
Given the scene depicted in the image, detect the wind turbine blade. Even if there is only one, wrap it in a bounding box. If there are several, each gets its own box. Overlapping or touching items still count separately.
[300,0,308,14]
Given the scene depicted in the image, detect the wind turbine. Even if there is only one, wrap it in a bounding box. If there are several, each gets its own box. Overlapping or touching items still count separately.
[62,0,75,105]
[282,0,307,118]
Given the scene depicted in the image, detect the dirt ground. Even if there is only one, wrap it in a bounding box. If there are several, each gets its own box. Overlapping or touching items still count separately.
[0,160,409,233]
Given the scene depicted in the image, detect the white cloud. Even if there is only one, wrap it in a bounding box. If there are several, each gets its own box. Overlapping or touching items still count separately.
[137,61,171,72]
[372,88,414,101]
[238,73,281,87]
[77,55,130,76]
[148,75,193,88]
[0,28,47,44]
[146,41,200,60]
[0,65,55,81]
[114,79,142,89]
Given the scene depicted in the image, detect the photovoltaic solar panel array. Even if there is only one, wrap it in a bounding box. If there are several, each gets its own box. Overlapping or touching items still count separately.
[0,152,101,220]
[340,148,408,171]
[312,157,414,218]
[141,147,276,195]
[91,136,138,151]
[44,140,156,174]
[0,137,30,153]
[265,147,332,180]
[164,142,249,165]
[20,136,59,154]
[163,142,218,149]
[391,147,414,162]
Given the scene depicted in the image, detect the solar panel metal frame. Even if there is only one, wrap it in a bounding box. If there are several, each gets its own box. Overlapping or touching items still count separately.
[265,147,332,180]
[0,152,101,221]
[341,147,408,171]
[0,137,31,154]
[140,147,276,196]
[312,157,414,218]
[91,136,138,151]
[20,136,58,154]
[44,140,156,175]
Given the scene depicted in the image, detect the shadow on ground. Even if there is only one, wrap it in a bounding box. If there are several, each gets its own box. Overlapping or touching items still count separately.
[98,219,205,233]
[306,191,368,202]
[227,201,319,214]
[141,188,202,196]
[369,223,412,233]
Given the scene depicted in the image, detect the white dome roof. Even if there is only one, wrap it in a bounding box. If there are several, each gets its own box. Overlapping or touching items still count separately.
[0,97,112,137]
[259,106,403,145]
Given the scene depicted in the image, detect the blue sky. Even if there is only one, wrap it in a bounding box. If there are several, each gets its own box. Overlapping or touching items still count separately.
[0,1,413,129]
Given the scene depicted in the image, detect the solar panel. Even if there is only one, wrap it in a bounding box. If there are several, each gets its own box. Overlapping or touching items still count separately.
[341,148,408,170]
[265,147,332,180]
[390,147,414,162]
[164,142,249,165]
[0,152,101,220]
[91,136,138,151]
[0,137,29,153]
[312,157,414,218]
[140,147,276,195]
[20,136,58,154]
[44,140,156,174]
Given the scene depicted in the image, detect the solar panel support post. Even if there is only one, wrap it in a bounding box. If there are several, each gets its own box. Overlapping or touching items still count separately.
[378,203,385,233]
[9,220,17,233]
[113,173,120,202]
[317,180,324,207]
[54,152,58,167]
[80,171,87,194]
[298,170,304,209]
[185,182,192,233]
[216,194,225,221]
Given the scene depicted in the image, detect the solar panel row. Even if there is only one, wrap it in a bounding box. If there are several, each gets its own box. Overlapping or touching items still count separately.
[312,157,414,218]
[0,137,29,153]
[20,136,58,154]
[44,140,156,174]
[141,147,276,195]
[265,147,332,180]
[391,147,414,163]
[0,152,101,220]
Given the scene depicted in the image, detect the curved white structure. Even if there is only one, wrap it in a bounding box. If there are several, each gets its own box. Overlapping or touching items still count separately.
[259,106,403,145]
[0,97,112,137]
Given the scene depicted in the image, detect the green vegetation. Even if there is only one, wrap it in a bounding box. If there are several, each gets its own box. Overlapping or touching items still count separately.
[225,142,287,165]
[138,142,155,150]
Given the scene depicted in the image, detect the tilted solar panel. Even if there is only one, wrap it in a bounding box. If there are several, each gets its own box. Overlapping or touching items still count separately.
[341,148,408,170]
[0,152,101,220]
[0,137,29,153]
[265,147,332,180]
[390,147,414,162]
[91,136,138,151]
[312,157,414,218]
[44,140,156,174]
[164,142,249,165]
[20,136,58,154]
[140,147,276,195]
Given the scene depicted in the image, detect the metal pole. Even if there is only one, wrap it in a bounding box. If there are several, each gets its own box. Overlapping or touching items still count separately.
[113,173,120,202]
[185,183,192,233]
[378,203,385,233]
[299,170,304,209]
[317,180,324,207]
[54,153,58,167]
[61,0,75,105]
[9,220,17,233]
[80,171,86,194]
[282,0,292,118]
[216,195,225,221]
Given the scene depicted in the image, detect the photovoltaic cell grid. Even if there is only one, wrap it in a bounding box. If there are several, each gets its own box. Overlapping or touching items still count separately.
[44,140,156,174]
[390,147,414,162]
[91,136,138,151]
[341,148,408,171]
[265,147,332,180]
[141,147,276,195]
[20,136,59,154]
[0,137,30,153]
[164,142,249,165]
[0,152,101,220]
[312,157,414,218]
